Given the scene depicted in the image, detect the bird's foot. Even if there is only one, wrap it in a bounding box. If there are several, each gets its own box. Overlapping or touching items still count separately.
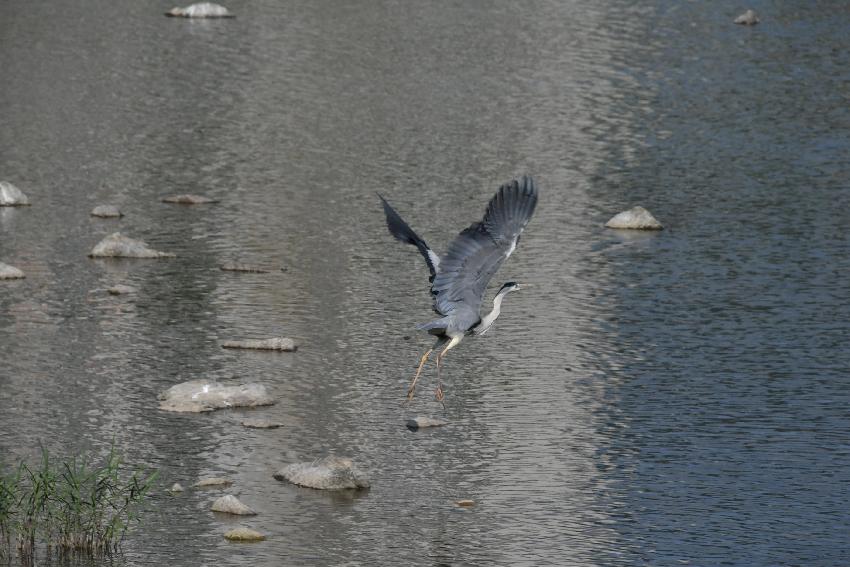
[434,384,445,409]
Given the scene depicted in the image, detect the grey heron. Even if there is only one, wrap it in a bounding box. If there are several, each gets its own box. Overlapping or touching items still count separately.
[380,175,538,402]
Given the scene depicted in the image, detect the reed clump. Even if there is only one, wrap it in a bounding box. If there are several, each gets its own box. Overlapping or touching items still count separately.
[0,446,157,560]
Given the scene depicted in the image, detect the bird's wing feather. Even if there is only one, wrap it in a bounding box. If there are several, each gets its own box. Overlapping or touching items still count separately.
[431,176,538,319]
[379,194,438,279]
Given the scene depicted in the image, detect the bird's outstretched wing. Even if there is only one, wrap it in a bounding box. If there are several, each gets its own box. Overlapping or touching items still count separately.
[379,194,440,280]
[431,176,538,318]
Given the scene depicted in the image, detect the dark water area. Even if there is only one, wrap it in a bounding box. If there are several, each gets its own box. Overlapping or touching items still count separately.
[1,0,849,565]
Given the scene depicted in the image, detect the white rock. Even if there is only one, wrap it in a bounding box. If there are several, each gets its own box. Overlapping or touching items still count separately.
[406,416,449,430]
[91,205,123,218]
[274,456,369,490]
[605,206,664,230]
[0,182,30,206]
[0,262,25,280]
[159,379,275,413]
[169,482,185,493]
[166,2,233,18]
[734,9,759,25]
[223,528,265,542]
[107,284,137,295]
[89,233,176,258]
[211,495,257,515]
[221,338,297,351]
[162,194,220,204]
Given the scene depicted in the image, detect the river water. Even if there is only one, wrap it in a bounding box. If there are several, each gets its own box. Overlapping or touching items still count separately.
[1,1,848,565]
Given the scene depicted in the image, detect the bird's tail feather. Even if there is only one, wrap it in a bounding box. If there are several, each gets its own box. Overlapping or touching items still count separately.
[378,194,438,279]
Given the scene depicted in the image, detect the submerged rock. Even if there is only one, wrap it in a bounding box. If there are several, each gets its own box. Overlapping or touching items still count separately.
[90,205,123,218]
[159,379,275,413]
[406,416,449,430]
[0,262,25,280]
[604,206,664,230]
[241,418,283,429]
[107,284,137,295]
[734,9,760,25]
[193,477,233,488]
[162,194,220,204]
[89,233,176,258]
[211,495,257,515]
[221,338,298,351]
[274,456,369,490]
[220,263,271,273]
[0,181,30,206]
[223,528,265,542]
[166,3,234,18]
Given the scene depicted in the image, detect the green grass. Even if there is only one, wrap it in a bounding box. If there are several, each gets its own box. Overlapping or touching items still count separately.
[0,445,157,560]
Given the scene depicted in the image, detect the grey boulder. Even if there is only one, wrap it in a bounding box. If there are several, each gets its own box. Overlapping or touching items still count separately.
[0,262,25,280]
[159,379,275,413]
[274,456,369,490]
[91,205,124,218]
[89,233,176,258]
[0,182,30,206]
[734,9,759,25]
[605,206,664,230]
[211,495,257,515]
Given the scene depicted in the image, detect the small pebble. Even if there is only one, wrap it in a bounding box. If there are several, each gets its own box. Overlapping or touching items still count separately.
[90,205,123,218]
[456,500,475,507]
[211,494,257,516]
[169,483,185,493]
[166,3,234,18]
[223,528,265,542]
[733,9,759,25]
[604,206,664,230]
[0,181,30,206]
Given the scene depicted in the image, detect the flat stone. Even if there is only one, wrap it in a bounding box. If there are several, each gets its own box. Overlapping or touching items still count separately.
[406,417,449,430]
[221,338,297,351]
[0,262,25,280]
[89,233,176,258]
[90,205,123,218]
[193,477,233,488]
[604,206,664,230]
[169,483,185,493]
[223,528,265,542]
[158,379,275,413]
[166,3,234,18]
[274,456,369,490]
[734,9,759,25]
[220,263,271,273]
[211,495,257,516]
[0,182,30,206]
[456,499,475,507]
[241,419,283,429]
[107,284,137,295]
[162,194,219,204]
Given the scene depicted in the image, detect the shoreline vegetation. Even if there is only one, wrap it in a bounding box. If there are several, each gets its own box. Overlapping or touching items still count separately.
[0,446,157,563]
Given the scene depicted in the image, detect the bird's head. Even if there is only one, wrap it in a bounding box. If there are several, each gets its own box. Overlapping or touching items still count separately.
[498,281,522,294]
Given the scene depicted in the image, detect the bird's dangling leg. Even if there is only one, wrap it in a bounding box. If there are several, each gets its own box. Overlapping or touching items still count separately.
[404,348,433,404]
[434,336,462,406]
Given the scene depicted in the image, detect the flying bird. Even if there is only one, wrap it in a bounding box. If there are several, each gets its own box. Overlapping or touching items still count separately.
[379,175,538,402]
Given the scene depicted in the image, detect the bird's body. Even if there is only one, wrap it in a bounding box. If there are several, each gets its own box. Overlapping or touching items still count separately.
[380,176,538,402]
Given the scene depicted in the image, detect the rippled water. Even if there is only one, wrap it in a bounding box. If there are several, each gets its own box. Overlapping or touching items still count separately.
[2,1,849,565]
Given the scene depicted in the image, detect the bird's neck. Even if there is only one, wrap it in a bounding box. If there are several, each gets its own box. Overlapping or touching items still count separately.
[475,290,509,335]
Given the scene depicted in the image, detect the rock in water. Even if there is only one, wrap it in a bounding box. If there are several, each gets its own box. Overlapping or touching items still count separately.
[604,206,664,230]
[273,456,369,490]
[89,233,176,258]
[456,499,475,507]
[0,263,25,280]
[90,205,123,218]
[0,182,30,206]
[241,418,283,429]
[165,3,233,18]
[223,528,265,542]
[221,338,297,351]
[734,9,760,25]
[162,194,220,204]
[220,263,271,273]
[211,495,257,515]
[158,379,275,413]
[406,416,449,430]
[169,483,185,493]
[107,284,137,295]
[193,477,233,488]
